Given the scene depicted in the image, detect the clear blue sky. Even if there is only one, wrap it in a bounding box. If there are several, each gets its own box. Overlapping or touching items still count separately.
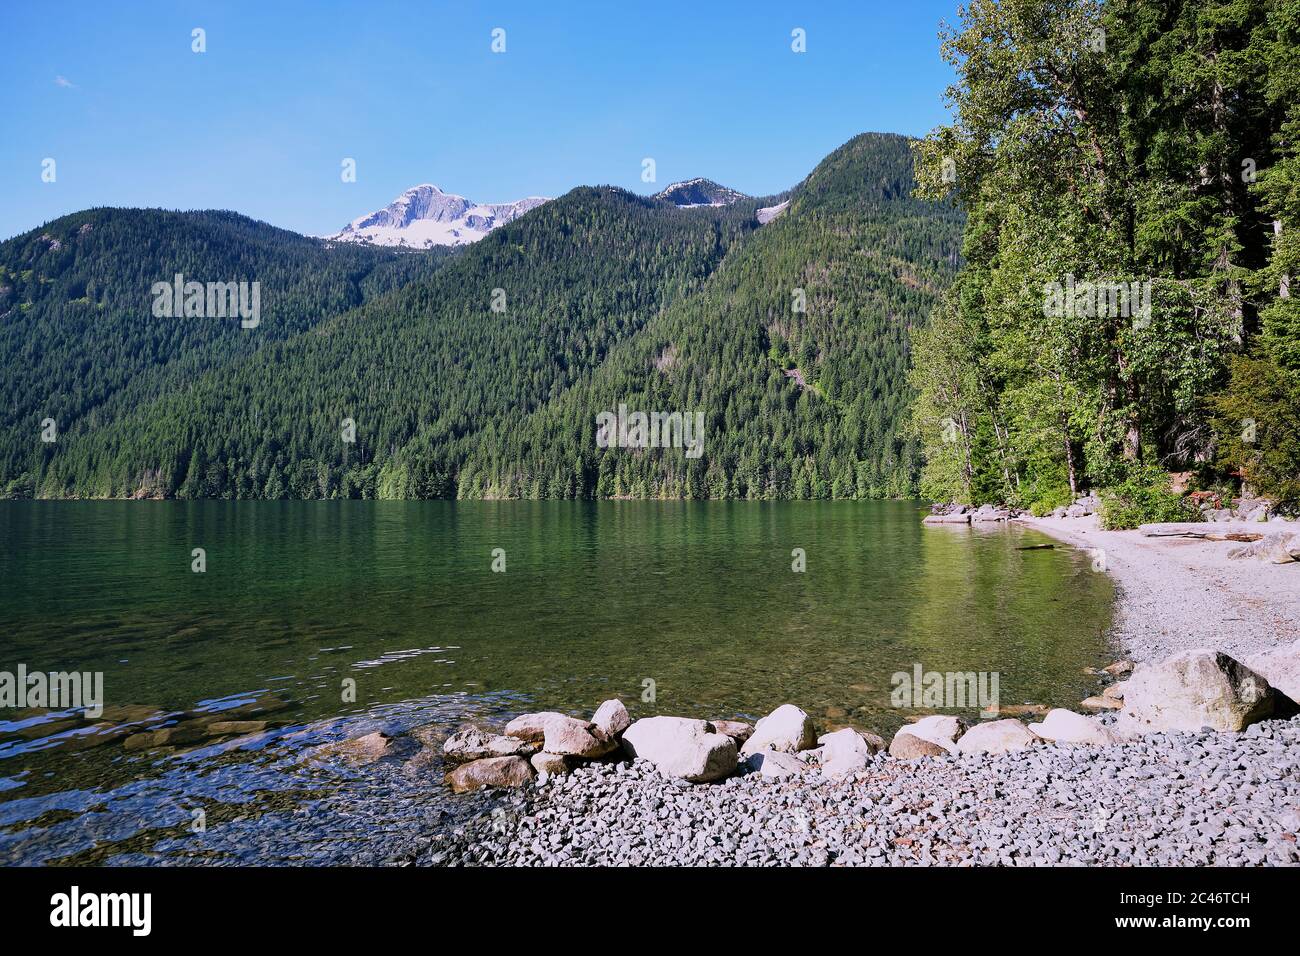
[0,1,960,240]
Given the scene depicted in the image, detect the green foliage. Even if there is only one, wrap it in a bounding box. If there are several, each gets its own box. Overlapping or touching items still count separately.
[909,0,1298,507]
[0,135,962,499]
[1211,354,1300,508]
[1098,463,1201,530]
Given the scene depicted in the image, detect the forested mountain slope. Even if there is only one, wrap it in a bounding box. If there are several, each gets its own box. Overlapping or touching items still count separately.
[0,133,962,499]
[0,210,446,496]
[449,133,964,499]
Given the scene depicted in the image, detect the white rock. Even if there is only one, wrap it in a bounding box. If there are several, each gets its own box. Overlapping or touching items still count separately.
[1028,708,1125,746]
[744,750,808,779]
[817,728,878,777]
[504,712,570,743]
[955,718,1040,755]
[591,699,631,739]
[542,715,618,759]
[740,704,817,756]
[1119,649,1277,733]
[1246,641,1300,704]
[622,717,738,783]
[892,714,967,755]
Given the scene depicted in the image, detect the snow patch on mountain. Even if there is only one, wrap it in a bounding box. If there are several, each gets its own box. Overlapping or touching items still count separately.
[756,200,790,224]
[327,184,549,248]
[652,178,749,207]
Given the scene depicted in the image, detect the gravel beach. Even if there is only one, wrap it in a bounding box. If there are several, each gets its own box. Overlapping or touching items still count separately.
[1026,515,1300,663]
[429,517,1300,867]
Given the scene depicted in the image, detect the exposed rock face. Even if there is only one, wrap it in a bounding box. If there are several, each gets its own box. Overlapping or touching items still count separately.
[1246,641,1300,703]
[592,699,631,740]
[740,704,817,756]
[818,728,878,777]
[445,755,535,793]
[1029,708,1125,746]
[622,717,738,783]
[710,720,754,747]
[955,719,1040,755]
[1120,649,1277,733]
[441,725,535,763]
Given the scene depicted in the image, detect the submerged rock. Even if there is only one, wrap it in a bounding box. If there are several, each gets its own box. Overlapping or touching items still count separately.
[445,755,534,793]
[441,724,535,763]
[306,731,394,766]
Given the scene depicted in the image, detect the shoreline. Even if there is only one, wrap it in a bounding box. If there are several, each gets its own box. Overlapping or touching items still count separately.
[1022,515,1300,666]
[422,514,1300,867]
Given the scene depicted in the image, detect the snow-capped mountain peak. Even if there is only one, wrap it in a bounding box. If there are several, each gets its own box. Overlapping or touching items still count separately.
[327,184,549,248]
[652,178,749,207]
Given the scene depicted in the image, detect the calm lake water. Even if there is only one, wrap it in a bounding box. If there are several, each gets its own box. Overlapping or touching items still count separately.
[0,501,1114,864]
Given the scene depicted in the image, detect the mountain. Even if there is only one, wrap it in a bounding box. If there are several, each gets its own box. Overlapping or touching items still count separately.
[327,184,549,248]
[652,178,749,207]
[0,133,963,500]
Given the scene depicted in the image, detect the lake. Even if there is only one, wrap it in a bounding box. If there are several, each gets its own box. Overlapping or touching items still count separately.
[0,501,1114,864]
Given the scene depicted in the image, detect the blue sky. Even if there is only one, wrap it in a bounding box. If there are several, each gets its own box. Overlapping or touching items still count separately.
[0,1,961,240]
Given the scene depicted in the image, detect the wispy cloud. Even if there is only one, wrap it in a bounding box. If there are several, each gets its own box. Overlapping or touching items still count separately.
[54,75,77,89]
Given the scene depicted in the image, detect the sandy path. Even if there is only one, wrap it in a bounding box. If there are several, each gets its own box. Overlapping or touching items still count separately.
[1025,515,1300,664]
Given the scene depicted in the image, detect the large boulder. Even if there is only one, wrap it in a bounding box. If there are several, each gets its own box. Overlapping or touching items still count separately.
[591,699,631,740]
[818,728,879,777]
[888,714,967,758]
[502,711,615,759]
[740,704,817,756]
[542,716,619,759]
[955,719,1040,755]
[1119,649,1277,733]
[504,711,571,743]
[1247,641,1300,703]
[1029,708,1125,746]
[445,755,534,793]
[622,717,738,783]
[441,724,535,763]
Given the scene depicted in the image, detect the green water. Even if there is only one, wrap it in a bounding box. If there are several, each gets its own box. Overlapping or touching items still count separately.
[0,501,1114,862]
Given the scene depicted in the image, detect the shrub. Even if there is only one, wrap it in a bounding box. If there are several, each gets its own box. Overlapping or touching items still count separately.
[1098,464,1201,530]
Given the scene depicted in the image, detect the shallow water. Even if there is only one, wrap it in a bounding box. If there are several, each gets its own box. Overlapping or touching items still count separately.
[0,500,1113,864]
